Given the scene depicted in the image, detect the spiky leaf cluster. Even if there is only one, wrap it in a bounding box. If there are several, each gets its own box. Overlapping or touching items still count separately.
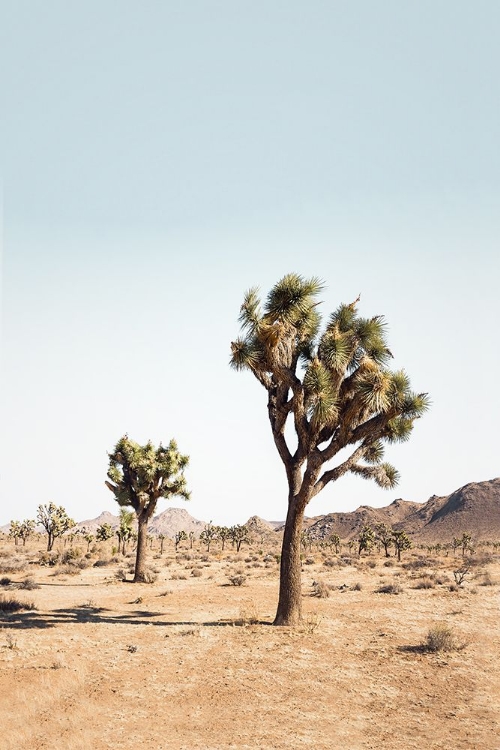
[106,435,190,520]
[231,274,429,496]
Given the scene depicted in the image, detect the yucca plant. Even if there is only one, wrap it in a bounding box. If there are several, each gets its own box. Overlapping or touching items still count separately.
[231,273,429,625]
[106,436,190,582]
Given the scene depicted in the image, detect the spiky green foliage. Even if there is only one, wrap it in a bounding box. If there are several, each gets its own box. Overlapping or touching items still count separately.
[106,435,190,519]
[230,274,429,498]
[36,503,75,552]
[358,525,375,555]
[175,530,188,551]
[96,523,114,542]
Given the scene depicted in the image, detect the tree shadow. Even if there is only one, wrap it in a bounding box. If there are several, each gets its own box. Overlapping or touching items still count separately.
[0,607,273,630]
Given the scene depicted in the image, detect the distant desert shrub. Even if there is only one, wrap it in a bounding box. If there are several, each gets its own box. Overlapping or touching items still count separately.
[311,579,330,598]
[376,583,403,595]
[304,557,315,565]
[229,574,246,586]
[350,582,363,591]
[415,577,435,589]
[0,560,27,574]
[323,558,336,567]
[93,558,111,567]
[0,577,12,586]
[191,567,203,577]
[0,595,36,613]
[424,623,463,652]
[170,573,187,580]
[17,577,40,590]
[142,568,158,584]
[479,571,496,586]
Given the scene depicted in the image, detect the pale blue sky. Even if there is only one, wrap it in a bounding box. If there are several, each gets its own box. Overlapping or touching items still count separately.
[1,1,499,526]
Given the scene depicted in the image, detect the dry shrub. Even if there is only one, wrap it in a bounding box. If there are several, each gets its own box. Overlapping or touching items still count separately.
[350,582,362,591]
[229,574,246,586]
[191,567,203,577]
[424,623,464,652]
[142,568,158,584]
[17,577,40,590]
[237,600,259,625]
[0,595,37,613]
[415,577,435,590]
[311,579,330,598]
[376,583,403,595]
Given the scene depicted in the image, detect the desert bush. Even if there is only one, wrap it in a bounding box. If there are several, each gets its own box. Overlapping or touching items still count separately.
[0,577,12,586]
[350,582,363,591]
[403,557,431,571]
[415,577,435,589]
[53,564,81,576]
[323,558,336,567]
[453,565,471,586]
[141,568,158,584]
[170,573,187,580]
[383,559,394,567]
[115,568,128,581]
[0,560,27,574]
[0,595,36,613]
[311,579,330,598]
[304,557,315,565]
[191,568,203,577]
[93,559,111,567]
[366,560,377,569]
[237,600,259,625]
[425,623,462,652]
[479,572,496,586]
[17,577,41,590]
[376,583,403,595]
[229,574,246,586]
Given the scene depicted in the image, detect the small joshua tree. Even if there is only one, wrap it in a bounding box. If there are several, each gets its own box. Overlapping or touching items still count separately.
[175,530,188,552]
[229,524,250,553]
[216,526,231,551]
[37,503,75,552]
[392,529,412,561]
[329,533,341,554]
[199,523,218,553]
[8,521,21,547]
[116,509,135,555]
[106,435,190,582]
[375,523,393,558]
[96,523,114,543]
[358,525,375,556]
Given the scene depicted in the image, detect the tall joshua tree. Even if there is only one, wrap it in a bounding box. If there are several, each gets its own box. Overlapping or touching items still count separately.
[106,435,190,582]
[231,273,429,625]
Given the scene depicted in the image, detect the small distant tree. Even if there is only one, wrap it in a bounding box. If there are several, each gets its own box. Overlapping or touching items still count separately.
[175,530,188,551]
[392,529,412,561]
[375,523,393,557]
[451,537,461,556]
[200,523,218,553]
[8,521,21,546]
[96,523,114,542]
[116,509,135,555]
[216,526,231,551]
[106,435,190,582]
[229,524,250,553]
[329,533,341,554]
[188,531,196,550]
[17,519,35,547]
[459,532,473,557]
[358,525,375,556]
[158,533,167,555]
[37,503,75,551]
[83,532,95,552]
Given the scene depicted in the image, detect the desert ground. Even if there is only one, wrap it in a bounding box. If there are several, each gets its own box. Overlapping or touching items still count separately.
[1,538,499,750]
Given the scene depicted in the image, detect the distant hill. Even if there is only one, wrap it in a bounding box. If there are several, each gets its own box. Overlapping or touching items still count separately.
[75,511,120,533]
[148,507,206,538]
[396,478,500,542]
[306,478,500,543]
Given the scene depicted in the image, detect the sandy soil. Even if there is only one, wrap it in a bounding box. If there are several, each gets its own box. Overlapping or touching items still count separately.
[1,543,499,750]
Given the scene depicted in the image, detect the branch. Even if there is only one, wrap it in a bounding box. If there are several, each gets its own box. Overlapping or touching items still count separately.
[312,445,367,497]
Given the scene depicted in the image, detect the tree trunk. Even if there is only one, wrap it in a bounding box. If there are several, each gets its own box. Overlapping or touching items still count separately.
[273,501,305,626]
[47,532,54,552]
[133,515,149,582]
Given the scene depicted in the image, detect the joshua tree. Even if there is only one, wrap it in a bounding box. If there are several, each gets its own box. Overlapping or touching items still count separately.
[231,273,428,625]
[329,533,341,554]
[116,509,135,555]
[216,526,231,551]
[106,435,190,582]
[459,532,473,556]
[200,523,218,553]
[188,531,196,550]
[391,529,412,561]
[8,521,21,546]
[96,523,114,542]
[375,523,393,557]
[175,530,188,551]
[358,525,375,556]
[229,524,250,552]
[37,503,75,552]
[158,533,167,555]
